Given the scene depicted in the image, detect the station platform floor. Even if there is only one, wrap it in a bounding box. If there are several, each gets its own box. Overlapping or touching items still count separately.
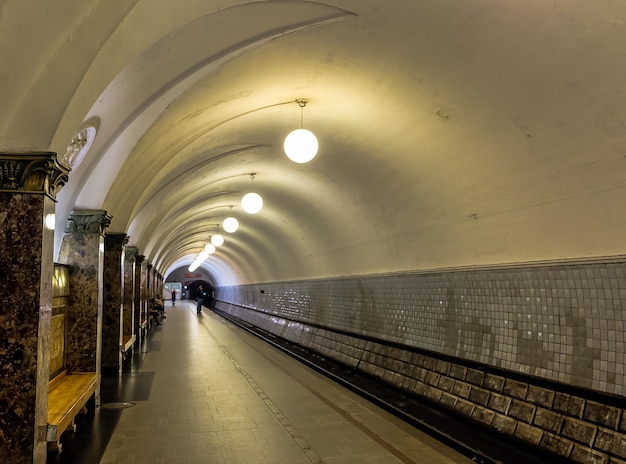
[50,299,472,464]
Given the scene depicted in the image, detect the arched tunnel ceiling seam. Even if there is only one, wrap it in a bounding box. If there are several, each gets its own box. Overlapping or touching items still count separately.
[4,1,624,286]
[84,8,358,210]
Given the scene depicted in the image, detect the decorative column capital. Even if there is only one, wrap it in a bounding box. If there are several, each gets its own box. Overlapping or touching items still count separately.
[105,233,129,250]
[0,152,71,199]
[65,209,112,234]
[136,254,145,265]
[124,246,139,262]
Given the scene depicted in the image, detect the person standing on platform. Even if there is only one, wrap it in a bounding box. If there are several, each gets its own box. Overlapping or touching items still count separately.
[171,288,177,306]
[196,285,206,315]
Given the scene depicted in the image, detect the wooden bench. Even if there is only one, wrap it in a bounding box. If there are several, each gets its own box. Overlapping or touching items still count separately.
[47,370,100,453]
[121,334,136,352]
[121,333,136,362]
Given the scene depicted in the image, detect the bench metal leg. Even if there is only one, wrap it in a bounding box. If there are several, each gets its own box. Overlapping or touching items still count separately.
[47,441,62,454]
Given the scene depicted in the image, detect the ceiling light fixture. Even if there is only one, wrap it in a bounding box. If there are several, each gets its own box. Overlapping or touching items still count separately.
[211,234,224,247]
[223,217,239,233]
[284,99,318,163]
[241,173,263,214]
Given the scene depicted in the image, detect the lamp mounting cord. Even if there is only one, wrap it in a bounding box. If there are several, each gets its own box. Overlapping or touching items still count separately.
[295,98,308,128]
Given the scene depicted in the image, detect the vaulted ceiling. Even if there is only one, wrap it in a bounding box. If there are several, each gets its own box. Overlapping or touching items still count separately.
[2,1,626,286]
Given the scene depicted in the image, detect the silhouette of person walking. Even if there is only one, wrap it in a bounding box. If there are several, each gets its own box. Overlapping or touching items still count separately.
[196,285,206,315]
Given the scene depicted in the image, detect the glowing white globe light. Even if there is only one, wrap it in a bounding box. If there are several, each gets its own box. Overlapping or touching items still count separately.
[45,213,56,230]
[241,192,263,214]
[211,234,224,247]
[204,243,216,254]
[223,217,239,233]
[198,250,209,261]
[284,128,318,163]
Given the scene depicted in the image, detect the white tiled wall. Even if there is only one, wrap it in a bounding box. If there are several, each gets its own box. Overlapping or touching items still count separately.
[216,262,626,397]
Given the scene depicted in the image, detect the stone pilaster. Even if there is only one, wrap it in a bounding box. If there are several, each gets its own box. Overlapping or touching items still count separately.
[123,247,137,344]
[102,233,128,372]
[134,255,145,338]
[152,268,159,299]
[141,260,150,332]
[0,152,70,464]
[57,210,110,399]
[147,263,153,301]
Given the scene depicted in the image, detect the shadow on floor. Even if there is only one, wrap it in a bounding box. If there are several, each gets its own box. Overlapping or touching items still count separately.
[47,336,158,464]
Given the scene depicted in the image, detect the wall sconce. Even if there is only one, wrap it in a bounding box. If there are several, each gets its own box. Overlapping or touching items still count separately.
[45,213,56,230]
[241,173,263,214]
[284,99,318,163]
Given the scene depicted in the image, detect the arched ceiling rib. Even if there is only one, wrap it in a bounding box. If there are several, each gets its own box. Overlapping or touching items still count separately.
[2,0,626,286]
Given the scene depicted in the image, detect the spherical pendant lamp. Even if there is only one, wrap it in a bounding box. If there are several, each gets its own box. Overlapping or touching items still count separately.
[241,192,263,214]
[223,217,239,233]
[284,99,318,163]
[241,173,263,214]
[284,128,318,163]
[204,243,216,254]
[211,234,224,247]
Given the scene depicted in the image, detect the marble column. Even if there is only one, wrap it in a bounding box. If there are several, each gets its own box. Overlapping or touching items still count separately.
[141,260,150,332]
[0,152,70,464]
[102,233,128,373]
[147,263,153,301]
[57,210,111,402]
[152,268,159,299]
[123,247,137,347]
[133,254,145,339]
